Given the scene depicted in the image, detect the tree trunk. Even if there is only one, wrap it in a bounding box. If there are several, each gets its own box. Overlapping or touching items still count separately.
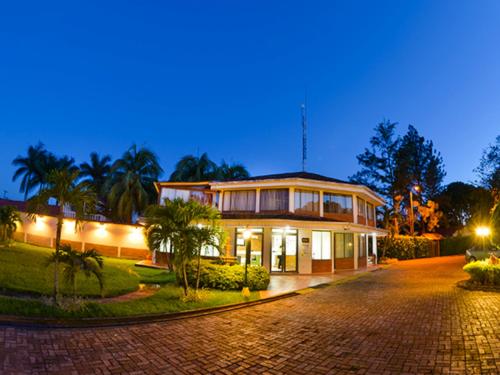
[182,262,189,296]
[73,276,77,303]
[195,247,202,291]
[53,205,64,306]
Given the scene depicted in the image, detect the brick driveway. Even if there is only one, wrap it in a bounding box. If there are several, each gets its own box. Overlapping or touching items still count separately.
[1,256,499,374]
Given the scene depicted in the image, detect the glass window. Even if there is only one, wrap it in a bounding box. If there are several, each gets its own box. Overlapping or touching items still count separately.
[358,234,367,257]
[357,197,366,216]
[367,202,374,220]
[223,190,256,211]
[312,231,331,260]
[294,189,319,214]
[260,189,289,211]
[235,228,263,266]
[335,233,354,258]
[323,193,353,214]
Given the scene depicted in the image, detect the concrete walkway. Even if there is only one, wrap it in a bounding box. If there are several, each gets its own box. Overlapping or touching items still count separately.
[261,265,380,297]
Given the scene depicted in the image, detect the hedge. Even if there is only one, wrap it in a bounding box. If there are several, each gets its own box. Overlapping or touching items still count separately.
[378,236,432,260]
[439,236,473,256]
[463,261,500,286]
[183,260,270,291]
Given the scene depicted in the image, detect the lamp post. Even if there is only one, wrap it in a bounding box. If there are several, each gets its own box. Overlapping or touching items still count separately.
[409,185,420,236]
[475,226,491,251]
[242,229,252,297]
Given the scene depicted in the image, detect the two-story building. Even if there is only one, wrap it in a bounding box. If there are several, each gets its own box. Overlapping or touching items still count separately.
[155,172,387,274]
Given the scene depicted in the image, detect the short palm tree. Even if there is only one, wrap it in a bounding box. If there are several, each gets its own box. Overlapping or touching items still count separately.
[80,152,112,212]
[12,142,48,199]
[48,244,104,300]
[169,153,218,182]
[109,144,163,223]
[28,168,96,305]
[144,198,222,296]
[0,206,21,245]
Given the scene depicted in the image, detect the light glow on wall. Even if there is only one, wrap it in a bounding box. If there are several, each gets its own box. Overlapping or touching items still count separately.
[96,223,107,238]
[129,226,143,243]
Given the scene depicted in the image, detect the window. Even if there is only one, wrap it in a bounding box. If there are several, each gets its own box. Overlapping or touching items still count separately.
[223,190,256,211]
[367,202,374,221]
[358,234,367,257]
[357,197,366,216]
[312,231,331,260]
[334,233,354,258]
[160,188,212,205]
[235,228,263,266]
[323,193,353,214]
[260,189,289,211]
[294,189,319,214]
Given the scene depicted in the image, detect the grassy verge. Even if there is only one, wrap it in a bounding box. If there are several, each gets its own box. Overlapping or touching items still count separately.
[0,242,172,297]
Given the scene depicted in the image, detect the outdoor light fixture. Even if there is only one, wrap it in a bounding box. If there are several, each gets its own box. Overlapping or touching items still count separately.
[243,229,252,240]
[475,226,491,237]
[409,184,421,237]
[96,223,107,237]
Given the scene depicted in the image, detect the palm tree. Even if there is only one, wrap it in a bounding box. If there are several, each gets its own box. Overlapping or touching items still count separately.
[0,206,21,245]
[48,244,104,300]
[216,161,250,181]
[12,143,48,200]
[109,144,163,223]
[80,152,112,212]
[169,153,218,182]
[144,198,222,296]
[28,168,96,305]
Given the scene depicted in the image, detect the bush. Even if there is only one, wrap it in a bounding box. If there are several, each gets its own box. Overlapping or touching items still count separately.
[183,260,270,291]
[440,236,473,256]
[378,236,432,260]
[463,261,500,286]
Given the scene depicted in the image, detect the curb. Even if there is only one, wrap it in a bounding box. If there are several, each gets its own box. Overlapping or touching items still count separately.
[0,268,380,329]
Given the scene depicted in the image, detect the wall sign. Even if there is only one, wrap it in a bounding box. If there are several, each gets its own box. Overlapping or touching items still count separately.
[301,237,310,243]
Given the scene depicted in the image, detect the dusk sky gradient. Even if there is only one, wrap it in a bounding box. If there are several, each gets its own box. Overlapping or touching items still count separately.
[1,1,499,199]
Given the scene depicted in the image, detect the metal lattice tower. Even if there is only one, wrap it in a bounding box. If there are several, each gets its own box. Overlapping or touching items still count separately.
[301,102,307,172]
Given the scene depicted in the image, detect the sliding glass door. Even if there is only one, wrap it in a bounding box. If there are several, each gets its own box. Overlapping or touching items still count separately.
[271,228,298,272]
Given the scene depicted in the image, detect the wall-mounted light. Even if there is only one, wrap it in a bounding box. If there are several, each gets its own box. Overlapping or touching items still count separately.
[96,223,107,237]
[129,226,143,242]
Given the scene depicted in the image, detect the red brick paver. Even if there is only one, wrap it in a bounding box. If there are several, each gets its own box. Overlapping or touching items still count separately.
[1,256,499,374]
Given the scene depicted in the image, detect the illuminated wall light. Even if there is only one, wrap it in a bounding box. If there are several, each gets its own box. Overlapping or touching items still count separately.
[129,226,143,242]
[96,223,107,238]
[34,215,45,230]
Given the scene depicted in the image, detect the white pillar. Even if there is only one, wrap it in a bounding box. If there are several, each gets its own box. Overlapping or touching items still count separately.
[353,233,359,270]
[255,188,261,213]
[289,188,295,213]
[218,191,224,211]
[352,195,358,224]
[372,234,377,264]
[319,191,324,217]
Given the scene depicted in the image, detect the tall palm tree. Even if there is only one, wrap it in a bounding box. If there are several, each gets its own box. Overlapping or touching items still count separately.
[0,206,21,245]
[169,153,218,182]
[80,152,112,212]
[216,161,250,181]
[109,144,163,223]
[48,244,104,300]
[12,143,48,200]
[28,168,96,305]
[144,198,222,296]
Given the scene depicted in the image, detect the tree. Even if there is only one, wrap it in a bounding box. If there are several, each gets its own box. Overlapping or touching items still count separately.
[417,200,443,233]
[12,143,49,200]
[144,198,223,296]
[476,135,500,192]
[48,244,104,301]
[28,168,96,305]
[109,144,163,223]
[216,161,250,181]
[169,153,218,182]
[80,152,112,213]
[0,206,21,245]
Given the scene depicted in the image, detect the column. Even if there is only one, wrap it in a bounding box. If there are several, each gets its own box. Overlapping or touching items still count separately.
[255,188,261,213]
[352,195,358,224]
[289,188,295,213]
[372,234,377,264]
[217,191,224,211]
[319,191,324,217]
[353,233,359,270]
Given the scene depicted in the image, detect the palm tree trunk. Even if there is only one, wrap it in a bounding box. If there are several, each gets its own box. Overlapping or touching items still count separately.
[73,277,77,303]
[53,206,64,306]
[195,247,202,291]
[182,262,189,296]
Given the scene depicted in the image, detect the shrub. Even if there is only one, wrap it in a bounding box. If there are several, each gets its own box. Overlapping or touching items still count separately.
[378,236,432,260]
[440,236,473,256]
[183,260,270,291]
[463,260,500,286]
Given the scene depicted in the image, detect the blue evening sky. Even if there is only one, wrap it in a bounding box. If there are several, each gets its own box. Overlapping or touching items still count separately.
[1,1,499,199]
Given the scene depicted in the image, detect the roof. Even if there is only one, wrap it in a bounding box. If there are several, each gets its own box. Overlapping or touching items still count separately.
[233,171,359,185]
[0,199,60,216]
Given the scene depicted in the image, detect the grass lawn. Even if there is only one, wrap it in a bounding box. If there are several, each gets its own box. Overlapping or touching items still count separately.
[0,242,261,319]
[0,242,173,297]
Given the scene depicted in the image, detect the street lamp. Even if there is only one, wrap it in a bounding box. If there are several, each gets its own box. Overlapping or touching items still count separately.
[409,185,420,236]
[242,229,252,297]
[475,226,491,250]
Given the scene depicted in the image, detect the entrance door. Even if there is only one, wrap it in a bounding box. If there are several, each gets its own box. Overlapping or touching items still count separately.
[271,229,298,272]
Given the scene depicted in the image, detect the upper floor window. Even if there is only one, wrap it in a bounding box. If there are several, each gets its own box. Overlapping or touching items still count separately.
[222,190,256,212]
[260,189,289,211]
[323,193,353,215]
[367,202,374,221]
[357,197,366,216]
[294,189,319,214]
[160,188,212,205]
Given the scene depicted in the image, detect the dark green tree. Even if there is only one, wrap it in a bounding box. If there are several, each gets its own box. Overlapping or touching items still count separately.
[475,135,500,191]
[80,152,112,213]
[216,161,250,181]
[12,143,49,199]
[169,153,218,182]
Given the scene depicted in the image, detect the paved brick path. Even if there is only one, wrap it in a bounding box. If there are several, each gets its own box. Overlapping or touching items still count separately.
[1,256,499,374]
